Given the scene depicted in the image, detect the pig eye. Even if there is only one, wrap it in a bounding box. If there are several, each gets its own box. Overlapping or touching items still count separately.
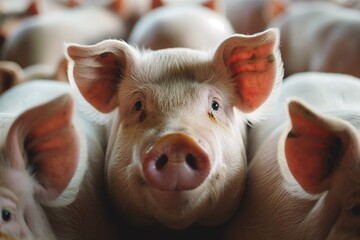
[1,209,12,222]
[211,100,220,111]
[134,100,143,111]
[351,205,360,216]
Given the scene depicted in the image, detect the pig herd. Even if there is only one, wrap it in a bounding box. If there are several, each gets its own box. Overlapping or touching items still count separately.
[0,0,359,239]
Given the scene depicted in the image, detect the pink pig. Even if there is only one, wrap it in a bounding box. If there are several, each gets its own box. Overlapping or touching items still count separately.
[128,2,235,50]
[1,5,126,70]
[224,72,360,239]
[268,1,360,78]
[0,80,119,239]
[65,28,283,229]
[0,92,81,240]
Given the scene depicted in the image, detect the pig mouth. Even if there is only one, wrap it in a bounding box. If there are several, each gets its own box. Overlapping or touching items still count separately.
[147,186,207,216]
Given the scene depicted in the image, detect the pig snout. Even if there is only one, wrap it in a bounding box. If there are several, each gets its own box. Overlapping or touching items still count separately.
[143,133,211,191]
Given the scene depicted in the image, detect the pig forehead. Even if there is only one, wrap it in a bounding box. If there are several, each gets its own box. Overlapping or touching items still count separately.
[0,169,33,200]
[136,48,221,83]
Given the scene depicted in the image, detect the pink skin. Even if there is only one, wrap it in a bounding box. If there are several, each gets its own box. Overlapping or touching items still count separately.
[128,2,235,50]
[0,80,120,240]
[0,188,28,239]
[268,1,360,78]
[66,28,283,229]
[1,6,125,70]
[0,90,86,240]
[143,133,211,191]
[224,72,360,240]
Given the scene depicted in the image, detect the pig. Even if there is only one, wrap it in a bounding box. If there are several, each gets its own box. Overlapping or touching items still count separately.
[224,72,360,239]
[268,1,360,78]
[0,80,119,239]
[1,5,126,70]
[65,28,284,229]
[128,1,235,50]
[224,0,271,35]
[0,93,81,240]
[0,60,69,95]
[0,0,40,52]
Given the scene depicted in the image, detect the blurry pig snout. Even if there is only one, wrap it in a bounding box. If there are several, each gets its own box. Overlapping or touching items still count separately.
[143,133,211,191]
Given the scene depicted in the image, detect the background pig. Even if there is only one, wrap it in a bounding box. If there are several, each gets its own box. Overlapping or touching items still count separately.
[0,93,82,240]
[128,1,235,50]
[223,0,273,35]
[268,1,360,78]
[224,72,360,239]
[0,80,119,239]
[0,5,126,73]
[0,60,68,95]
[65,28,283,229]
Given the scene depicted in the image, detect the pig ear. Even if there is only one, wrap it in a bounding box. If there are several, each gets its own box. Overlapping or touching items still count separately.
[202,0,220,11]
[26,0,41,15]
[151,0,163,9]
[54,57,69,82]
[213,28,282,113]
[284,99,353,195]
[6,94,80,202]
[263,0,287,23]
[0,61,23,94]
[66,40,136,113]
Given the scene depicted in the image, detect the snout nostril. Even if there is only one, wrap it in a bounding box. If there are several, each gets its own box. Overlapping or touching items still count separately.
[186,154,198,170]
[155,154,168,170]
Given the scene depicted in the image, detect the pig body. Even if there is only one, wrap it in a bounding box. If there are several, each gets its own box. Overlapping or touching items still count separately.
[1,6,125,69]
[224,0,269,35]
[269,1,360,78]
[66,28,283,229]
[0,84,79,240]
[128,3,235,50]
[0,80,119,239]
[0,60,69,96]
[225,72,360,239]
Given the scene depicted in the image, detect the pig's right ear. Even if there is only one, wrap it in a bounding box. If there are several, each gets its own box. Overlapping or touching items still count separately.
[213,28,283,114]
[6,94,81,203]
[66,40,137,113]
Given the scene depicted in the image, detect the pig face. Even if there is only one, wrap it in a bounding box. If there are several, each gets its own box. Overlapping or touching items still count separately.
[0,94,81,239]
[66,28,283,229]
[280,99,360,239]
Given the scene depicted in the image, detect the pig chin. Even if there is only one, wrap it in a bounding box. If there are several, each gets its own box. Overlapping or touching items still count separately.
[145,184,213,229]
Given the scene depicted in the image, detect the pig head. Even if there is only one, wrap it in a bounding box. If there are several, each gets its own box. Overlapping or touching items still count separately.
[66,28,283,229]
[0,93,82,239]
[281,99,360,239]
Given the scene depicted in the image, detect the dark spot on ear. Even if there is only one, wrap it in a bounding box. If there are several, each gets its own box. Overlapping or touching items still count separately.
[328,136,343,170]
[287,130,299,138]
[215,173,220,180]
[267,54,275,63]
[351,205,360,216]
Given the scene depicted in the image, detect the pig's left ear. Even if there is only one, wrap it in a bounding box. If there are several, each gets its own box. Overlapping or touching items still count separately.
[284,99,355,195]
[66,40,137,114]
[6,94,80,202]
[213,28,282,113]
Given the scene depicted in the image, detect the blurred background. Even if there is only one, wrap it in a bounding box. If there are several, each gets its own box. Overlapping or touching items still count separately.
[0,0,359,93]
